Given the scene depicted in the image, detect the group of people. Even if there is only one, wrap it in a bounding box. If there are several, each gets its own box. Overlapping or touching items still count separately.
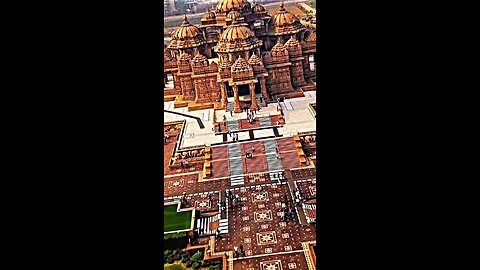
[180,160,189,169]
[180,192,188,208]
[233,244,245,257]
[282,192,296,223]
[247,110,256,124]
[164,134,169,144]
[294,188,304,205]
[245,145,255,159]
[227,131,239,142]
[273,172,286,182]
[226,190,242,210]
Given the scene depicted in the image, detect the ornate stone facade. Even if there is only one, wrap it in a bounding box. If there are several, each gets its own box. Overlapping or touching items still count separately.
[164,0,316,111]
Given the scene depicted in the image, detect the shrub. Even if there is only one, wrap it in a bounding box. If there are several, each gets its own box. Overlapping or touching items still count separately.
[164,250,172,257]
[180,256,188,263]
[208,265,220,270]
[166,256,174,264]
[185,261,192,268]
[192,262,201,269]
[173,253,180,260]
[191,251,203,261]
[202,260,210,267]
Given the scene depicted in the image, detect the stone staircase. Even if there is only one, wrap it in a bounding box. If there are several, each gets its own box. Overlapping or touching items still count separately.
[218,218,229,234]
[196,214,221,236]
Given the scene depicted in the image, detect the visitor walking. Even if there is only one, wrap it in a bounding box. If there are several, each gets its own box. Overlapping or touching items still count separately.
[252,146,255,152]
[230,110,233,117]
[234,246,238,257]
[239,244,244,253]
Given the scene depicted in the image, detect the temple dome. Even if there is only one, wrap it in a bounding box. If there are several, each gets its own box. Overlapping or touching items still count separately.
[216,0,250,14]
[285,36,301,50]
[231,56,252,73]
[202,9,216,21]
[192,53,207,63]
[214,21,262,53]
[168,16,206,49]
[271,41,289,58]
[252,4,266,13]
[248,53,263,66]
[219,59,232,69]
[269,2,304,36]
[227,11,242,21]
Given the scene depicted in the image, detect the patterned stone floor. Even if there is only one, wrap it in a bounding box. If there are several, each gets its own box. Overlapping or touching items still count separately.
[233,253,309,270]
[295,179,317,200]
[213,184,316,257]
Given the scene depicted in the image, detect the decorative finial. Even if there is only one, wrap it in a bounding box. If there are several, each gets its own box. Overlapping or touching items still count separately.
[182,14,189,25]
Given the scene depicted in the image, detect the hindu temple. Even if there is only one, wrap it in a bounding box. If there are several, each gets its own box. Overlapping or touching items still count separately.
[164,0,316,112]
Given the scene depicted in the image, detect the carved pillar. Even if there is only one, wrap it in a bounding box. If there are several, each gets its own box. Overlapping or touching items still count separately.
[233,85,242,113]
[250,82,259,110]
[221,83,228,109]
[260,77,270,103]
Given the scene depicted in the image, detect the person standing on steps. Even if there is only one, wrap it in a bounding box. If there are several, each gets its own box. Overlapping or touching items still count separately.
[252,146,255,153]
[234,246,238,257]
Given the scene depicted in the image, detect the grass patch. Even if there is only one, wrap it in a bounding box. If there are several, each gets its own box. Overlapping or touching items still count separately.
[164,205,193,232]
[164,264,187,270]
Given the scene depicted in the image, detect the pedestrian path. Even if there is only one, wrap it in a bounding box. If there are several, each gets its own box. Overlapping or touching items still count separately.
[228,144,244,185]
[264,139,283,171]
[258,116,272,127]
[227,119,239,132]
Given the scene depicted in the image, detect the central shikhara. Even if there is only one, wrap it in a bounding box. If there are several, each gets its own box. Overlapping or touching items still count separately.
[164,0,316,112]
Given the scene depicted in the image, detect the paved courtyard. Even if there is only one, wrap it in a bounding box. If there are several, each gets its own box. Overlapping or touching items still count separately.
[164,97,317,269]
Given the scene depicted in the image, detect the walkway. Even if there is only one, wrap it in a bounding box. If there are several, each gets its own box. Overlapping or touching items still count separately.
[228,144,244,185]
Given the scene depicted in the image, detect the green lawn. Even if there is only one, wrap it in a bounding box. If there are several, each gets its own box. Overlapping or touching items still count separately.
[164,205,193,232]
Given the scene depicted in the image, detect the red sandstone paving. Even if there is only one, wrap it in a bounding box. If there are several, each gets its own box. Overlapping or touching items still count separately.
[279,152,302,170]
[211,145,229,160]
[239,119,260,130]
[243,155,268,174]
[243,173,272,185]
[276,138,297,152]
[211,160,230,178]
[233,253,309,270]
[164,175,231,197]
[270,115,282,126]
[163,133,179,174]
[290,168,316,179]
[214,184,316,257]
[296,180,316,200]
[240,141,266,156]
